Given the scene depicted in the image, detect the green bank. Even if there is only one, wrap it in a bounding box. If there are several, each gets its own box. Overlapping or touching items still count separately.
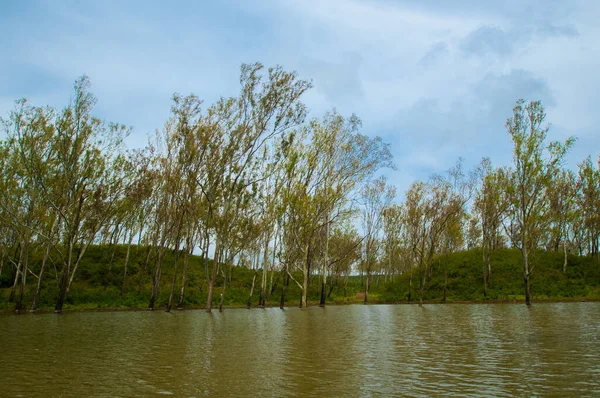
[1,245,598,312]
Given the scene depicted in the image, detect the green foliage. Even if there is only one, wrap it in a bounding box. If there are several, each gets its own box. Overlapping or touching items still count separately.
[380,248,600,303]
[1,245,597,312]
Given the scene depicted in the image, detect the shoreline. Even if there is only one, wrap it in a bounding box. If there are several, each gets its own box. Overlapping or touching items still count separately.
[2,296,599,315]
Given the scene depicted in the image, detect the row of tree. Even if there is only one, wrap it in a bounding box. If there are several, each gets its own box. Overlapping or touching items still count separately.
[369,100,597,306]
[1,63,598,313]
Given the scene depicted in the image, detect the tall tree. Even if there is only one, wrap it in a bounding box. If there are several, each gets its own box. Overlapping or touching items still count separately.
[361,177,395,304]
[504,99,575,305]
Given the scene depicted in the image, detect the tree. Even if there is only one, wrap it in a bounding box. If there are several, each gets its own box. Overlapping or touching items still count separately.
[546,169,577,272]
[473,159,509,296]
[382,204,403,283]
[577,156,600,261]
[505,99,575,305]
[361,177,395,304]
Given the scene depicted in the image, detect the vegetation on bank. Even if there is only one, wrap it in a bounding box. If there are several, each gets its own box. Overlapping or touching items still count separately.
[1,63,599,314]
[1,245,597,312]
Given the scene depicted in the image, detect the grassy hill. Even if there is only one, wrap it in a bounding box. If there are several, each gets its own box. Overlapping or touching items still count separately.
[379,248,600,303]
[1,245,598,312]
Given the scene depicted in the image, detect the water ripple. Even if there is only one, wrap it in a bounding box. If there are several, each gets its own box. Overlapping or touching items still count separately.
[0,303,599,396]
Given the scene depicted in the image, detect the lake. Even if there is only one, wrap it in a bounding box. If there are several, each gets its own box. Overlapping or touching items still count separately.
[1,303,599,396]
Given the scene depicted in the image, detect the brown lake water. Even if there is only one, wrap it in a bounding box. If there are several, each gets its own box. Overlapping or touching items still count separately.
[1,303,599,397]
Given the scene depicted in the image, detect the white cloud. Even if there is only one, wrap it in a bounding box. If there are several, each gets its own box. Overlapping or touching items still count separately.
[1,0,599,197]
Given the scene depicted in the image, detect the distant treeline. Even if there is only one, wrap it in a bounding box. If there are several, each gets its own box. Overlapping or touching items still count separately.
[0,63,598,313]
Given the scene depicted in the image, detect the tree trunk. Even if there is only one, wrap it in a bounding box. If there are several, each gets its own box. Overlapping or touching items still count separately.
[247,271,257,309]
[148,247,165,310]
[280,268,288,310]
[419,262,426,307]
[166,244,182,312]
[320,218,330,307]
[120,231,134,296]
[301,244,309,310]
[522,247,531,306]
[482,261,488,298]
[15,240,28,314]
[30,244,51,312]
[267,268,276,303]
[524,272,531,305]
[106,225,121,288]
[206,237,220,312]
[343,273,349,297]
[203,234,210,282]
[219,263,229,313]
[301,268,308,309]
[137,245,152,295]
[0,249,5,281]
[9,260,20,303]
[408,265,413,302]
[364,272,369,304]
[327,275,335,298]
[8,242,22,303]
[259,232,270,308]
[487,247,492,287]
[563,239,568,273]
[55,267,69,313]
[178,241,191,309]
[442,254,448,303]
[267,233,277,302]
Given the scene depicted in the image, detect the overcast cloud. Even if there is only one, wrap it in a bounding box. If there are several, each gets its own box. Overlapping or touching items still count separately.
[1,0,598,195]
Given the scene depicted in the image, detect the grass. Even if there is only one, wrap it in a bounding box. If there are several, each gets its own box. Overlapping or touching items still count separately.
[1,245,599,313]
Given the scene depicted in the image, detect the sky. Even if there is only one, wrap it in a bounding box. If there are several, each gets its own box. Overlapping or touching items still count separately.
[1,0,599,197]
